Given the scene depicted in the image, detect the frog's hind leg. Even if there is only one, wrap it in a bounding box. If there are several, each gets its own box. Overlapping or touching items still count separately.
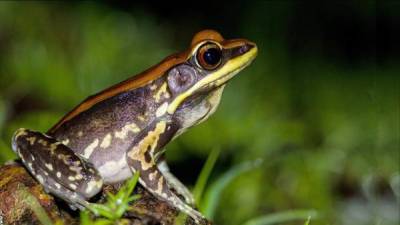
[12,128,103,209]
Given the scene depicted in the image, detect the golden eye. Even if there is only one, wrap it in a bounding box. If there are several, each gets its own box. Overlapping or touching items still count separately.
[196,43,222,70]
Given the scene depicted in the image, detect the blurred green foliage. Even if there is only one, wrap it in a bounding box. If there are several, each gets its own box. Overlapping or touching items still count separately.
[0,2,398,225]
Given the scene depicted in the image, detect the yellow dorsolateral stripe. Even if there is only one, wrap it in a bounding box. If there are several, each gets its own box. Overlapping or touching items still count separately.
[167,47,258,114]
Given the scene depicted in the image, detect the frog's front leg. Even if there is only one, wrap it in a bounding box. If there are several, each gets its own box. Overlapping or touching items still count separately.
[158,157,196,206]
[11,128,104,209]
[126,121,205,223]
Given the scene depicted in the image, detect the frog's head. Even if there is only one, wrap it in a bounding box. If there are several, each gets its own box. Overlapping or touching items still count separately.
[158,30,257,131]
[165,30,258,115]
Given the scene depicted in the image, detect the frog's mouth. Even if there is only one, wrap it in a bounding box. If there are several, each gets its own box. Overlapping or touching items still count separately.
[167,43,257,114]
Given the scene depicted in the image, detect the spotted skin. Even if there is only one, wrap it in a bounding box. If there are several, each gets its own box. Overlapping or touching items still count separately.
[11,30,257,223]
[12,128,102,208]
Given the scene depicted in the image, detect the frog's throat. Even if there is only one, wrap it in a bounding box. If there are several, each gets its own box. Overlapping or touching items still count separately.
[167,46,257,114]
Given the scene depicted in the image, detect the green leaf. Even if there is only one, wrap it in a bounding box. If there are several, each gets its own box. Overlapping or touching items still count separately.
[106,192,117,202]
[86,172,140,221]
[80,210,91,225]
[127,194,141,202]
[241,209,318,225]
[88,203,115,219]
[304,216,312,225]
[173,212,189,225]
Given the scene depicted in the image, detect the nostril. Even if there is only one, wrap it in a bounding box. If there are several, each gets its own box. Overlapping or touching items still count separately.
[230,43,256,58]
[239,45,248,55]
[238,44,254,55]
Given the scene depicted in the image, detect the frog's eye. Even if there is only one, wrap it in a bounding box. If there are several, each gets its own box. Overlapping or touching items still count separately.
[196,42,222,70]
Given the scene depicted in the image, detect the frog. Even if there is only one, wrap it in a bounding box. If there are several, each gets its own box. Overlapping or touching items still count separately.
[11,29,257,223]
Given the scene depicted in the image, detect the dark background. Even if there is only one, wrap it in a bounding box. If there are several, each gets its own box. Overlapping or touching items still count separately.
[0,1,398,225]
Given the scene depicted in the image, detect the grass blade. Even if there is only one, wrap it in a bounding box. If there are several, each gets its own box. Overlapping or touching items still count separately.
[200,158,263,219]
[193,147,221,204]
[241,209,318,225]
[17,186,54,225]
[80,210,91,225]
[174,148,221,225]
[86,172,140,220]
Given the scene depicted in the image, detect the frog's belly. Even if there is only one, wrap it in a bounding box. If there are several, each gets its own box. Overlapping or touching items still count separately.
[96,156,133,183]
